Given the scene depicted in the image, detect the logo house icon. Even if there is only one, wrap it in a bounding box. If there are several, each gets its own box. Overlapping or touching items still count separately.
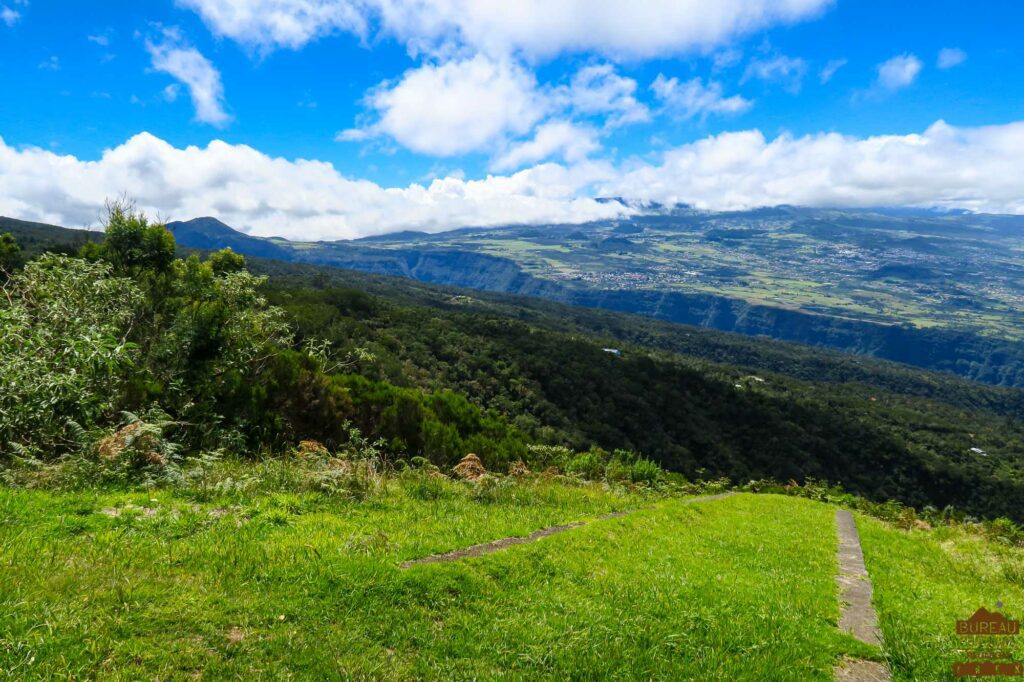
[957,608,1021,636]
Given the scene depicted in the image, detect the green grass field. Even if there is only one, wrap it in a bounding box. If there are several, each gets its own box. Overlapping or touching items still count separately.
[859,515,1024,681]
[1,474,1020,680]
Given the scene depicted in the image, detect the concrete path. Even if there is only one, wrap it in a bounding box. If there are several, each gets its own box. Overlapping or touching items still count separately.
[400,491,735,569]
[834,509,891,681]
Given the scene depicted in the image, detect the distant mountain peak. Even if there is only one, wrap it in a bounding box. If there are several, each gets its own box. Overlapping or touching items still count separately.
[168,216,243,235]
[166,217,291,259]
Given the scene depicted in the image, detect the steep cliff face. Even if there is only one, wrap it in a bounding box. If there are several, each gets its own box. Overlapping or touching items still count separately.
[557,289,1024,386]
[295,246,564,297]
[270,243,1024,386]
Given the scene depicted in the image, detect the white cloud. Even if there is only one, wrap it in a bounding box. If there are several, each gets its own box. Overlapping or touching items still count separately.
[712,47,744,70]
[378,0,836,60]
[0,132,625,240]
[556,64,649,128]
[1,5,20,26]
[181,0,833,59]
[175,0,368,54]
[490,120,600,171]
[87,33,110,46]
[180,2,833,165]
[342,59,647,159]
[650,74,752,120]
[145,29,231,126]
[819,58,846,84]
[742,54,807,93]
[338,56,546,156]
[876,53,922,90]
[162,84,182,102]
[5,122,1024,243]
[937,47,967,70]
[604,121,1024,215]
[37,55,60,71]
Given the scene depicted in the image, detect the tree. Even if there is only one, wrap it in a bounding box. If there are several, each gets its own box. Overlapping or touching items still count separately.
[0,233,23,279]
[101,200,175,276]
[208,248,246,276]
[0,255,142,455]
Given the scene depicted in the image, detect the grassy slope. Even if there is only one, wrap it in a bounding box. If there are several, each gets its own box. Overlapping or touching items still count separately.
[4,483,861,680]
[859,515,1024,681]
[0,475,643,679]
[5,478,1024,679]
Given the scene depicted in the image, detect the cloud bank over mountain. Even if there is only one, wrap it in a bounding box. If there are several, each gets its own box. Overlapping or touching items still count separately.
[2,119,1023,240]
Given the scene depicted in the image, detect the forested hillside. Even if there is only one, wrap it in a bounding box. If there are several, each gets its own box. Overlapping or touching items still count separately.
[258,270,1024,520]
[165,211,1024,387]
[2,212,1023,520]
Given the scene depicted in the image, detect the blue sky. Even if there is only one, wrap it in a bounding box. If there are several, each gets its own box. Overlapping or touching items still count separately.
[1,1,1022,239]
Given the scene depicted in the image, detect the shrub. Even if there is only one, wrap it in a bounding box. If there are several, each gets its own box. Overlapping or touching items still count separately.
[401,469,452,501]
[471,474,518,504]
[93,411,183,487]
[312,459,385,501]
[0,255,142,456]
[525,444,573,469]
[985,518,1024,545]
[604,459,630,482]
[629,458,663,485]
[563,450,606,479]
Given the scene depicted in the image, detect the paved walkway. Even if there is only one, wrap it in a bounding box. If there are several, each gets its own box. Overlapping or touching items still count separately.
[834,509,891,681]
[400,491,735,569]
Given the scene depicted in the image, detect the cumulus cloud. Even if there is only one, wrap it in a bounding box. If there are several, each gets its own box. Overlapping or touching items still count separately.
[0,132,625,240]
[341,59,647,164]
[875,53,922,90]
[557,64,650,128]
[490,120,600,172]
[1,4,20,26]
[180,0,833,59]
[181,2,831,162]
[4,122,1023,243]
[650,75,752,121]
[819,58,846,84]
[145,29,231,126]
[338,55,545,156]
[742,54,807,93]
[937,47,967,69]
[175,0,368,54]
[604,121,1024,214]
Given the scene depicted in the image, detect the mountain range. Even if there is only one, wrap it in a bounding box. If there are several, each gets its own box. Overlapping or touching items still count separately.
[163,208,1024,387]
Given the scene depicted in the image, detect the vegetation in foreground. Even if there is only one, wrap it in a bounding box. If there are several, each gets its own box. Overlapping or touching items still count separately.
[4,469,1024,680]
[0,472,837,679]
[860,515,1024,681]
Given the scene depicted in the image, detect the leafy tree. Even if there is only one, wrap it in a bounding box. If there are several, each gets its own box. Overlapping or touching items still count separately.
[0,232,23,279]
[0,255,141,455]
[208,248,246,275]
[101,201,175,276]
